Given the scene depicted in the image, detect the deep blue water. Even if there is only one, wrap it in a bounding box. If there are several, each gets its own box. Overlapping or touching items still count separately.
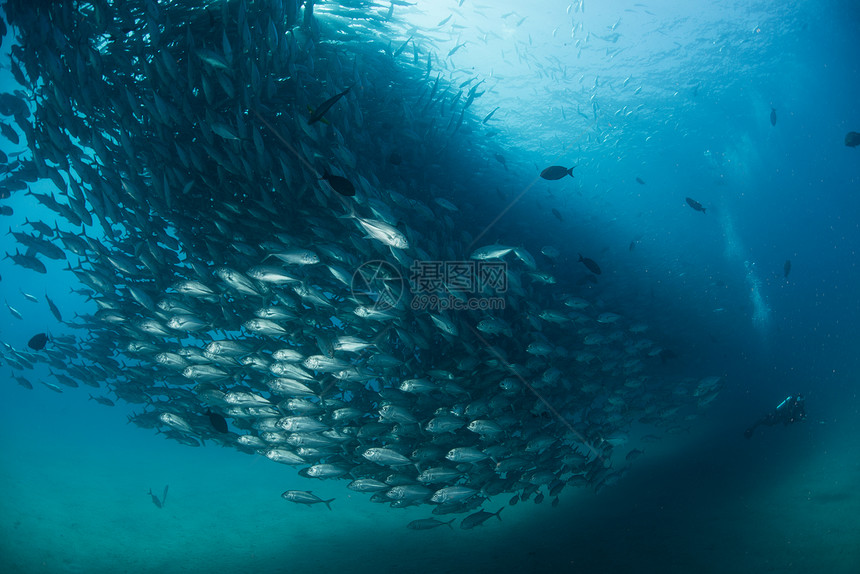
[1,1,859,573]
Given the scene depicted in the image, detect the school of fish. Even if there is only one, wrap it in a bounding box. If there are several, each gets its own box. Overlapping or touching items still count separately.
[0,1,724,528]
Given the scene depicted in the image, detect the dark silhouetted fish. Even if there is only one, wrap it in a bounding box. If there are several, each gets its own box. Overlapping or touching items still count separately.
[45,294,63,322]
[540,165,576,180]
[27,332,49,350]
[629,241,636,251]
[321,171,356,197]
[626,448,645,462]
[89,394,115,407]
[148,488,163,508]
[552,208,563,222]
[494,153,507,170]
[770,107,776,126]
[206,409,229,433]
[482,106,500,124]
[460,507,503,529]
[845,132,860,147]
[578,254,601,275]
[635,177,645,185]
[0,205,12,216]
[784,259,791,278]
[388,152,402,165]
[685,197,706,213]
[0,120,18,144]
[407,518,455,530]
[308,87,351,125]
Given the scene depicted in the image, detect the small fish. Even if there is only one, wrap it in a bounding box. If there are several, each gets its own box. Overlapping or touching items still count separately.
[482,106,500,124]
[148,488,163,508]
[685,197,706,213]
[460,507,503,529]
[89,394,115,407]
[626,448,645,462]
[206,409,229,433]
[540,165,576,180]
[770,107,776,127]
[494,154,507,170]
[447,41,467,58]
[342,209,409,249]
[635,177,645,185]
[321,171,356,197]
[629,241,636,251]
[845,131,860,148]
[45,294,63,322]
[20,289,38,303]
[407,518,455,530]
[308,87,351,125]
[5,299,23,320]
[0,205,13,216]
[578,254,601,275]
[551,208,564,222]
[784,259,791,278]
[281,490,335,510]
[28,332,49,350]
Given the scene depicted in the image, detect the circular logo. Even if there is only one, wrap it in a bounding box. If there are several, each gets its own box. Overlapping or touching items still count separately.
[350,261,404,312]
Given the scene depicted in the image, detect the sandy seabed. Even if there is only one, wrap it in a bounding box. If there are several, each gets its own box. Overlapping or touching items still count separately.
[1,390,858,574]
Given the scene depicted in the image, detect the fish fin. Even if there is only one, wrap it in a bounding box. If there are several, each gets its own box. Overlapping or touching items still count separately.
[336,205,357,220]
[445,518,455,529]
[324,498,335,511]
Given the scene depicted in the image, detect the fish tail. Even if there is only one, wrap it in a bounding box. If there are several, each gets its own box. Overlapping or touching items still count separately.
[445,518,455,529]
[494,507,504,520]
[324,498,335,511]
[336,205,357,220]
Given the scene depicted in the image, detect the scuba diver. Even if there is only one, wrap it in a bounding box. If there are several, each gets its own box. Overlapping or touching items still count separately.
[744,394,806,438]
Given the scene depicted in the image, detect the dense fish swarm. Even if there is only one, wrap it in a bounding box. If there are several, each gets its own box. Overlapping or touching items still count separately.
[0,1,723,521]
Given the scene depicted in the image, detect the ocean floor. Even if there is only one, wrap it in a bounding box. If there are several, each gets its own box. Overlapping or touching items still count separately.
[1,387,858,574]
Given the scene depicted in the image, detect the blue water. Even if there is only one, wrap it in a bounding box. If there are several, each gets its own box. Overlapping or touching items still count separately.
[1,1,859,572]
